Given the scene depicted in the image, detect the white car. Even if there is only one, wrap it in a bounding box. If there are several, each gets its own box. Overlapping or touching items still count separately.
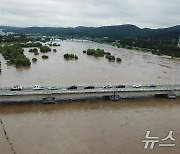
[33,85,44,90]
[133,84,142,88]
[103,84,112,89]
[48,86,59,90]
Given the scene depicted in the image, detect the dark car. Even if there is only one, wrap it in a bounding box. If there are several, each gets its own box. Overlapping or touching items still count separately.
[116,85,125,88]
[11,85,23,91]
[148,84,156,88]
[67,86,78,90]
[84,86,95,89]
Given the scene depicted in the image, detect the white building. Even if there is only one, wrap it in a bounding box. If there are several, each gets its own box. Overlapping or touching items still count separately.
[0,29,5,36]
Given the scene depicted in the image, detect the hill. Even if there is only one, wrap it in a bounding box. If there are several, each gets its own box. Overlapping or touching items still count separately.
[1,24,180,40]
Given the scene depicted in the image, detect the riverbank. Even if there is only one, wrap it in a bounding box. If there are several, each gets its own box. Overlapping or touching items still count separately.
[102,41,180,59]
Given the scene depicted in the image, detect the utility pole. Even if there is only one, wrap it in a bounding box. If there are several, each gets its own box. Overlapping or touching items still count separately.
[159,39,161,43]
[0,62,1,73]
[178,36,180,48]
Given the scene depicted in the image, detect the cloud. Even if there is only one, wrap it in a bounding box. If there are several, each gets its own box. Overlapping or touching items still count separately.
[0,0,179,28]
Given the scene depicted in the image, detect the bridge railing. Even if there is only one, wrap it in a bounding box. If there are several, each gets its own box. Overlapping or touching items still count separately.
[0,87,179,96]
[0,83,180,91]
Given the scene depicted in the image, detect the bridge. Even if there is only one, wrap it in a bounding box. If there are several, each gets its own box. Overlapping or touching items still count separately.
[0,83,180,103]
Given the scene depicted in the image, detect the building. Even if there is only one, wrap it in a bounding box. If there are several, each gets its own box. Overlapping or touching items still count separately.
[0,29,6,36]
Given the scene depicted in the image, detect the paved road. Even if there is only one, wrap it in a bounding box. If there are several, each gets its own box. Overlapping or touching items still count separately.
[0,83,180,95]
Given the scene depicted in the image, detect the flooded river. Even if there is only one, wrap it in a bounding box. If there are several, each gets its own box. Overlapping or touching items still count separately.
[0,40,180,86]
[0,40,180,154]
[0,99,180,154]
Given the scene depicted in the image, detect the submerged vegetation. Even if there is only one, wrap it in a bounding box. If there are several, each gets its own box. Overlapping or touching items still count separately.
[40,46,51,53]
[42,55,49,59]
[20,42,42,48]
[28,48,39,55]
[64,54,78,60]
[0,44,31,67]
[32,57,37,62]
[48,43,61,47]
[83,48,122,63]
[0,35,59,67]
[116,57,122,62]
[86,48,105,57]
[53,49,57,52]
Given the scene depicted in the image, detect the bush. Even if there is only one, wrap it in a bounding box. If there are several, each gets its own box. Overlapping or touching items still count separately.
[105,55,115,61]
[0,44,31,67]
[86,48,105,57]
[21,42,42,48]
[64,54,78,60]
[104,52,111,56]
[32,58,37,62]
[42,55,48,59]
[83,48,122,63]
[40,46,51,53]
[53,43,61,46]
[34,52,39,55]
[116,57,122,62]
[29,48,39,55]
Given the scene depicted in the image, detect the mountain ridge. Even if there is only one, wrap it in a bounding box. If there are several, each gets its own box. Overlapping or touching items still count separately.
[1,24,180,40]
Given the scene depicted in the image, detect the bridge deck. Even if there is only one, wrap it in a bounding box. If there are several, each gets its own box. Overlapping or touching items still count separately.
[0,83,180,103]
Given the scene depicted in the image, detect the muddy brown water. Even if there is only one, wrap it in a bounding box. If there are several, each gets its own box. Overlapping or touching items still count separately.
[0,40,179,86]
[0,40,180,154]
[0,99,180,154]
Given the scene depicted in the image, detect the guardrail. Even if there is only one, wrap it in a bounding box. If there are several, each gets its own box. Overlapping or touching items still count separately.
[0,87,179,96]
[0,83,180,90]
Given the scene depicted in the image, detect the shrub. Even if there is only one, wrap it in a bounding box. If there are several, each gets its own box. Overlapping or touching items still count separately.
[116,57,122,62]
[64,53,78,60]
[83,48,122,63]
[40,46,51,53]
[29,48,39,55]
[86,48,105,57]
[42,55,49,59]
[105,55,115,61]
[21,42,42,47]
[32,58,37,62]
[53,43,61,46]
[0,44,31,67]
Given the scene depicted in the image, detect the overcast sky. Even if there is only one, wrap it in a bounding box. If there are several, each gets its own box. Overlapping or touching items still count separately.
[0,0,179,28]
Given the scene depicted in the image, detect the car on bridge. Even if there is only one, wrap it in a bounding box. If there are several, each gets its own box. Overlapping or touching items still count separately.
[67,86,78,90]
[133,84,142,88]
[116,85,125,88]
[11,85,23,91]
[103,84,112,89]
[84,86,95,89]
[48,86,59,90]
[33,85,44,90]
[147,84,156,88]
